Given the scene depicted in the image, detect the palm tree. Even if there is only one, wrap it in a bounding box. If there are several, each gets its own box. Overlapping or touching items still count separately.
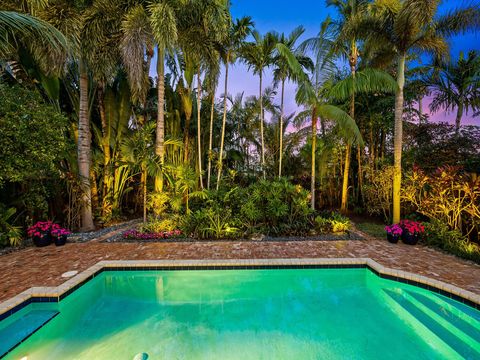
[121,1,178,192]
[296,77,363,210]
[0,11,67,58]
[177,0,229,189]
[34,0,100,231]
[427,51,480,132]
[324,0,369,213]
[240,30,277,180]
[272,26,313,178]
[216,16,253,189]
[205,61,220,189]
[360,0,480,223]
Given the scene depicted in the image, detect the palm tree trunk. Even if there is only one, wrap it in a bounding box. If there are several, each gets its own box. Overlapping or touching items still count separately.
[392,54,406,224]
[455,102,463,133]
[78,60,95,231]
[142,167,147,223]
[311,106,317,210]
[216,55,229,190]
[259,71,266,179]
[278,78,285,178]
[196,70,204,189]
[341,59,356,213]
[207,92,215,189]
[98,83,112,217]
[155,47,165,192]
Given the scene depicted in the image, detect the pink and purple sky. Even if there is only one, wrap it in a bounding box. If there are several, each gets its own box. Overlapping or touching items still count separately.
[224,0,480,126]
[150,1,479,125]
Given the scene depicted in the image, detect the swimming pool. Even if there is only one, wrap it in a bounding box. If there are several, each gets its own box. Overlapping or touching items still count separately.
[2,267,479,359]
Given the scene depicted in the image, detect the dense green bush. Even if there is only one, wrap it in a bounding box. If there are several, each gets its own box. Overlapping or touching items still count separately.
[424,220,480,264]
[0,83,70,223]
[143,179,315,239]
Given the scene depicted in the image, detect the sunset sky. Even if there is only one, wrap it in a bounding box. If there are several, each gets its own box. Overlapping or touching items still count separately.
[224,0,480,125]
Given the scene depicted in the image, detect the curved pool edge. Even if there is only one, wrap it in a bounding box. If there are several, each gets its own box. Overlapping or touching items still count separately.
[1,258,479,322]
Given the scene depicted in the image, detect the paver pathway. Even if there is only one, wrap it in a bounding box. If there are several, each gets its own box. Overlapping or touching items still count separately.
[1,238,479,303]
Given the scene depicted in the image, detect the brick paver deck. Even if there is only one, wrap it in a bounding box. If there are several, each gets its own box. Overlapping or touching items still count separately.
[1,239,479,303]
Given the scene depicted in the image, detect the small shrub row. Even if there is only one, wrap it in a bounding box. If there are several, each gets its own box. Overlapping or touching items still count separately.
[132,179,352,240]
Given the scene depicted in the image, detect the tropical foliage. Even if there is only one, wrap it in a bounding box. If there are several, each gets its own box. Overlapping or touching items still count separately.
[0,0,479,260]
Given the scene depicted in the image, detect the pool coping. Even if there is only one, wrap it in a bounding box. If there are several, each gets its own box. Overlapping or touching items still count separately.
[1,258,479,322]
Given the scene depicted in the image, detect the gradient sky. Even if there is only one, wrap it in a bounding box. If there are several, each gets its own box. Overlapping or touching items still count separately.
[222,0,480,125]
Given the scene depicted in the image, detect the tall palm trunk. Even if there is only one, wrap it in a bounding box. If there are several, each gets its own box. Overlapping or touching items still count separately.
[341,56,356,213]
[392,54,406,224]
[155,48,165,192]
[278,78,285,178]
[196,70,204,189]
[455,102,463,133]
[141,167,147,223]
[207,92,215,189]
[259,71,266,179]
[311,106,317,210]
[216,54,229,190]
[98,83,111,216]
[78,60,95,231]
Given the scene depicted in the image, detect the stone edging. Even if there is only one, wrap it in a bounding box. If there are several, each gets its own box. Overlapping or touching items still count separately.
[1,258,479,322]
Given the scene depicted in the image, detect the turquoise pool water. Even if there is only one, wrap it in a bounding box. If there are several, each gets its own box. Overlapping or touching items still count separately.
[2,268,479,359]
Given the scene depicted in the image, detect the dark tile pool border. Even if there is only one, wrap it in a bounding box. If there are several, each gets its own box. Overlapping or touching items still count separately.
[1,259,479,325]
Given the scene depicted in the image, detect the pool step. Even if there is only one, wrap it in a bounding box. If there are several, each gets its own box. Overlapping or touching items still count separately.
[0,309,59,358]
[384,289,480,359]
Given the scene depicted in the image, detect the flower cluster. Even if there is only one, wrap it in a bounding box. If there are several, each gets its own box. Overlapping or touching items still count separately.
[385,224,403,236]
[123,229,182,240]
[51,228,71,237]
[400,219,425,235]
[27,221,70,238]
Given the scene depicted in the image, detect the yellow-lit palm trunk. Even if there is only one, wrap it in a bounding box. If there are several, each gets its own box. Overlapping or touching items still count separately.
[278,79,285,178]
[216,54,230,190]
[207,92,215,189]
[78,61,95,231]
[340,41,360,212]
[141,167,147,223]
[98,84,112,217]
[311,107,317,210]
[340,57,356,213]
[392,54,406,224]
[155,48,165,192]
[196,70,204,189]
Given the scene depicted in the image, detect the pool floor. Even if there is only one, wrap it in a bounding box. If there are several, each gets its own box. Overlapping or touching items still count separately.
[2,269,480,359]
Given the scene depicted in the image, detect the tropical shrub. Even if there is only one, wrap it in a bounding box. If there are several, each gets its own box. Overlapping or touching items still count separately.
[140,214,182,234]
[0,205,22,247]
[402,166,480,236]
[238,179,313,236]
[314,212,351,234]
[182,208,239,239]
[424,220,480,264]
[363,165,395,221]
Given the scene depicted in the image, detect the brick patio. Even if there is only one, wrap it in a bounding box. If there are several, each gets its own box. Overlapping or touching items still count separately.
[1,238,479,303]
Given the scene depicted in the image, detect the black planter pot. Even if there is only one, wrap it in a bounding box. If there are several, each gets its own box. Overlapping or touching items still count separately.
[33,234,52,247]
[387,233,400,244]
[54,235,67,246]
[402,232,420,245]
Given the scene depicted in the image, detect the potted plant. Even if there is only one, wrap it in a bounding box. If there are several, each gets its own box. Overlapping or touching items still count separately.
[400,220,425,245]
[51,226,71,246]
[385,224,402,243]
[27,221,54,247]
